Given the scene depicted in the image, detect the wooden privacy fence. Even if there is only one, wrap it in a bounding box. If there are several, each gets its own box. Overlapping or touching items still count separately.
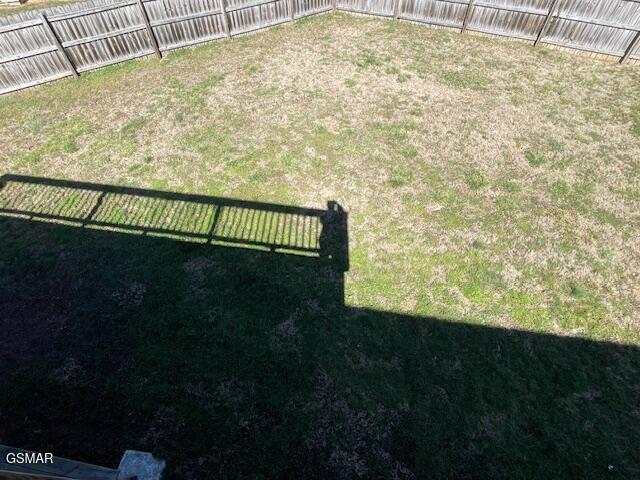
[1,0,639,95]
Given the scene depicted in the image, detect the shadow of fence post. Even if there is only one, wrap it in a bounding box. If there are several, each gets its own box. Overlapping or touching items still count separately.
[320,200,349,273]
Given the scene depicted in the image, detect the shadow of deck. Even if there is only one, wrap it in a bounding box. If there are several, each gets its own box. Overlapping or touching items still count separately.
[0,174,638,479]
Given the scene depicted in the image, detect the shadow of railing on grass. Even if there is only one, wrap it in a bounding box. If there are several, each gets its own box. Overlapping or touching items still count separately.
[0,174,349,273]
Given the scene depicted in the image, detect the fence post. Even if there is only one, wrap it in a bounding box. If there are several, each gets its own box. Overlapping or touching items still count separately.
[135,0,161,59]
[621,30,640,63]
[461,0,475,33]
[332,0,337,11]
[220,0,231,37]
[534,0,558,47]
[393,0,403,20]
[39,13,78,78]
[289,0,295,22]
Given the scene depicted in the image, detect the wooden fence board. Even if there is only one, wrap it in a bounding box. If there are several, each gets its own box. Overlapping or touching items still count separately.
[401,0,467,30]
[295,0,332,18]
[468,7,544,39]
[543,0,640,56]
[51,2,152,71]
[227,0,290,35]
[143,0,226,51]
[338,0,395,17]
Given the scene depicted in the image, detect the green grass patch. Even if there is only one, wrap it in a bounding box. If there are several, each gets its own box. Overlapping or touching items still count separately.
[464,171,486,190]
[525,149,546,167]
[355,49,385,68]
[14,117,93,165]
[440,69,489,91]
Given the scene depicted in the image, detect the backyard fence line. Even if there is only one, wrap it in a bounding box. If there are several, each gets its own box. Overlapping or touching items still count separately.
[1,0,639,95]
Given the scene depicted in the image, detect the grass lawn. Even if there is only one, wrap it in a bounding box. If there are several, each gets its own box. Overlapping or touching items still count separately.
[1,13,639,479]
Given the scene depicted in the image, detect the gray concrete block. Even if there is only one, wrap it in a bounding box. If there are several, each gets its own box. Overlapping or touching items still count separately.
[117,450,165,480]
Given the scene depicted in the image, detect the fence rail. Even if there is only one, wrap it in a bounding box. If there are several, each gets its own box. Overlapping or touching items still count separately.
[1,0,639,95]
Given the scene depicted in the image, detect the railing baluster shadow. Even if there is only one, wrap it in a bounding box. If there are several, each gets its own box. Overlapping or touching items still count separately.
[0,173,349,273]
